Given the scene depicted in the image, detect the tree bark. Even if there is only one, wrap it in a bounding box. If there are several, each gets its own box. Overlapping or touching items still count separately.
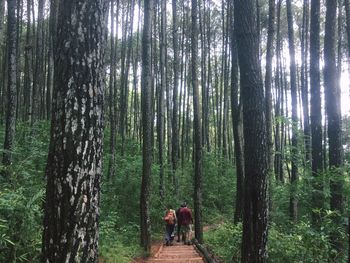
[264,0,276,218]
[24,0,32,122]
[172,0,180,176]
[191,0,203,244]
[107,0,118,182]
[286,0,299,222]
[345,0,350,64]
[32,0,45,123]
[230,3,244,224]
[301,0,311,164]
[158,0,166,198]
[2,0,17,172]
[0,0,5,123]
[265,0,275,174]
[235,0,268,261]
[140,0,153,254]
[274,0,284,184]
[324,0,344,253]
[41,0,105,261]
[310,0,324,226]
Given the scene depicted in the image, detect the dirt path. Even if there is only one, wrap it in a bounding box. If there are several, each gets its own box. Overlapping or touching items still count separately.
[136,242,204,263]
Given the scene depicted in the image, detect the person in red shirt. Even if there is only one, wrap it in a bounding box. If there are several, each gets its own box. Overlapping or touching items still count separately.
[178,202,193,245]
[175,204,184,242]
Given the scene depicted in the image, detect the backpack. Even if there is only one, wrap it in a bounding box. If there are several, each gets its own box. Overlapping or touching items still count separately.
[164,210,175,225]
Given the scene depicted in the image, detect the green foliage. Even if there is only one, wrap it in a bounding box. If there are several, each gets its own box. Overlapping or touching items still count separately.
[202,153,235,223]
[0,187,44,262]
[205,220,347,263]
[99,211,141,263]
[204,222,242,262]
[268,222,331,263]
[0,120,348,262]
[0,121,48,262]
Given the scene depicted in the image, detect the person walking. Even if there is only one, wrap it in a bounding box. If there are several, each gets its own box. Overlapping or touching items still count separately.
[176,203,185,242]
[178,202,193,245]
[163,205,176,246]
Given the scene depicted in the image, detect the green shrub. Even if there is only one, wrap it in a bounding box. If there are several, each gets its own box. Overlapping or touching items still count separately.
[205,219,347,263]
[0,187,43,262]
[204,222,242,262]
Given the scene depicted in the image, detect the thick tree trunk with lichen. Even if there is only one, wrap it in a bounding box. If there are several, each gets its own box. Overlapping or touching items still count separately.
[2,0,17,171]
[41,0,105,261]
[235,0,268,261]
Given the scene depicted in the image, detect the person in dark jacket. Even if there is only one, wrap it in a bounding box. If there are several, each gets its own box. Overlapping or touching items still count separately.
[175,203,186,242]
[178,202,193,245]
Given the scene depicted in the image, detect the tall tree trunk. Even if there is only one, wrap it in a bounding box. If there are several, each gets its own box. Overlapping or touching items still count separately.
[140,0,153,254]
[32,0,45,123]
[0,0,5,124]
[274,0,284,184]
[124,0,135,138]
[132,0,141,141]
[41,0,105,260]
[191,0,203,244]
[24,0,32,122]
[265,0,276,217]
[310,0,324,226]
[324,0,343,254]
[15,0,22,121]
[158,0,166,198]
[222,0,229,158]
[235,0,268,261]
[46,32,53,120]
[230,2,244,224]
[2,0,17,173]
[286,0,299,222]
[172,0,180,177]
[205,0,211,151]
[107,0,118,182]
[301,0,311,164]
[199,0,206,151]
[265,0,275,173]
[119,1,131,155]
[345,0,350,63]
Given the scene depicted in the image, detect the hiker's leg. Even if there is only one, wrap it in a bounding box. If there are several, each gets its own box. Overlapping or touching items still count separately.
[165,225,171,244]
[177,224,181,242]
[170,224,175,242]
[182,224,188,244]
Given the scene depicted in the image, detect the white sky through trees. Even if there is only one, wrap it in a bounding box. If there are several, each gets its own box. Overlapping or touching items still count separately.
[108,1,350,118]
